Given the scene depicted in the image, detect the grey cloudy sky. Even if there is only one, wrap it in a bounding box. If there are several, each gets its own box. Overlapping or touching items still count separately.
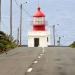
[1,0,75,45]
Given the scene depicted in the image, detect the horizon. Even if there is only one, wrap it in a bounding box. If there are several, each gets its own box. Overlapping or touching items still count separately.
[1,0,75,46]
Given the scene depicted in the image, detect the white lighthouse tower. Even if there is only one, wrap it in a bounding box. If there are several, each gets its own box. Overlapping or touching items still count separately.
[28,6,49,47]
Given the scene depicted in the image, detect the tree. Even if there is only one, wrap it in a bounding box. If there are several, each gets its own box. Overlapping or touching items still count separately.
[0,31,17,53]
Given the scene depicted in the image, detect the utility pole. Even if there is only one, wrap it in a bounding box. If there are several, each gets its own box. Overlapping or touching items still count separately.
[17,28,19,45]
[58,37,61,46]
[10,0,12,37]
[20,4,22,46]
[58,36,64,46]
[53,25,55,46]
[0,0,1,30]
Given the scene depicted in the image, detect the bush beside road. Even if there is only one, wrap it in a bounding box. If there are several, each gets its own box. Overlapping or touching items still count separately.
[0,31,17,54]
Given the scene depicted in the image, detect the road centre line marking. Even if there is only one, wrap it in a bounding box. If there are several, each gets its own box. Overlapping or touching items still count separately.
[40,54,43,56]
[33,61,38,64]
[38,56,41,58]
[27,68,33,72]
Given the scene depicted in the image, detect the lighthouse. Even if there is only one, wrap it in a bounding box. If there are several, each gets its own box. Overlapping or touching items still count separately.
[28,6,49,47]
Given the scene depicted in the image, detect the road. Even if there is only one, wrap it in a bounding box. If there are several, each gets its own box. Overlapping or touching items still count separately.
[0,47,75,75]
[0,47,42,75]
[26,47,75,75]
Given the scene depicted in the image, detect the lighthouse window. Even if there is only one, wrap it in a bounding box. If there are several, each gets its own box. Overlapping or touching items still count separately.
[33,18,37,24]
[38,17,42,21]
[33,18,37,21]
[38,17,43,24]
[33,17,45,24]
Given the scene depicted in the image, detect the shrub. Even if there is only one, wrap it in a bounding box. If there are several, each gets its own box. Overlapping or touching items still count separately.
[0,31,17,53]
[69,41,75,48]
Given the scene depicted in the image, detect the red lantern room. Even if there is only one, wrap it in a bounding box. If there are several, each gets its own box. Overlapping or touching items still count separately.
[33,6,45,31]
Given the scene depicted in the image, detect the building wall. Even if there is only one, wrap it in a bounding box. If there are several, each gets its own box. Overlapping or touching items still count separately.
[28,31,50,47]
[28,37,34,47]
[39,36,48,47]
[28,36,48,47]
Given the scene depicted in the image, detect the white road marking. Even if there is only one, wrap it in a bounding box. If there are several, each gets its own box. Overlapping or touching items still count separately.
[38,56,41,58]
[27,68,33,72]
[34,61,38,64]
[40,54,43,56]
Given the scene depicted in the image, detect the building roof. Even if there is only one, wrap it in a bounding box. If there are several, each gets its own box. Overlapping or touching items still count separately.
[33,6,45,17]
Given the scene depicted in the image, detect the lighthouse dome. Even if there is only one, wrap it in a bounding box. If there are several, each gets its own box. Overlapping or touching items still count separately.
[33,6,45,17]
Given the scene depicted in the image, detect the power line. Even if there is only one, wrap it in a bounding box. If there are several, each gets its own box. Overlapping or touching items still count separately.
[14,0,32,17]
[15,0,29,8]
[14,0,32,46]
[22,8,32,17]
[15,0,20,7]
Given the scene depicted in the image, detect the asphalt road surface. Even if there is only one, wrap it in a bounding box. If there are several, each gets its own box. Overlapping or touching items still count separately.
[0,47,75,75]
[0,47,42,75]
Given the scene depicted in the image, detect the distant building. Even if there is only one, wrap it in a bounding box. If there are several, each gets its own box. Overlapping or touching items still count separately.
[28,6,50,47]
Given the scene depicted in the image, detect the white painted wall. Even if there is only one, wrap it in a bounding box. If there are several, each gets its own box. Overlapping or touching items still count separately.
[28,37,34,47]
[39,36,48,47]
[28,31,50,47]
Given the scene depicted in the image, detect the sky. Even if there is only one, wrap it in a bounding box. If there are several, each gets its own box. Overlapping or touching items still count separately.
[1,0,75,46]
